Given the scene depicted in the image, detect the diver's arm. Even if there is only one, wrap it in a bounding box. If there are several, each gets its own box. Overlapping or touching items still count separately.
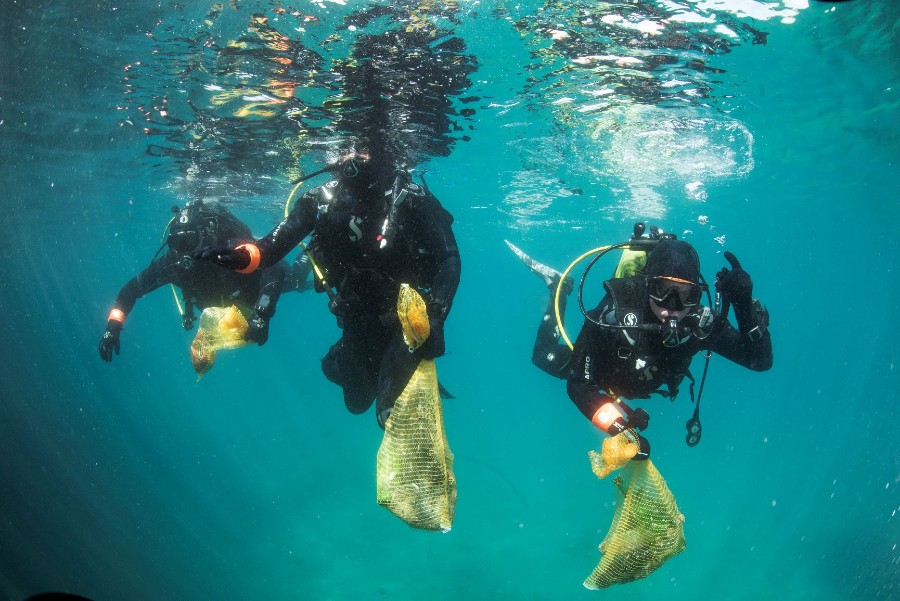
[110,253,179,318]
[710,251,772,371]
[566,320,650,459]
[100,254,180,361]
[254,190,318,269]
[195,191,318,273]
[566,302,622,421]
[402,192,461,361]
[417,194,461,320]
[568,376,650,459]
[707,317,773,371]
[252,262,286,318]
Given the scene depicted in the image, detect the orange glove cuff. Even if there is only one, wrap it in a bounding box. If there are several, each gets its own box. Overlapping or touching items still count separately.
[108,308,126,324]
[236,243,261,274]
[591,401,624,433]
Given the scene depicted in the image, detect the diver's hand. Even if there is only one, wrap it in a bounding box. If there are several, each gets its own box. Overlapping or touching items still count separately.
[416,317,445,359]
[715,251,753,308]
[192,246,251,271]
[182,310,195,331]
[245,313,270,346]
[716,251,761,331]
[684,305,717,338]
[629,408,650,431]
[633,434,651,461]
[99,321,122,362]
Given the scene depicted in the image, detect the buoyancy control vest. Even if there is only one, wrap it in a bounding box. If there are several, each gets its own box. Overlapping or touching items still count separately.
[305,172,454,315]
[602,276,702,401]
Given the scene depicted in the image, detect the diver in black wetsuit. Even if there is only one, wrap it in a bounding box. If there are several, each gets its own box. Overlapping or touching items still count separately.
[194,143,461,428]
[512,230,772,458]
[99,200,310,362]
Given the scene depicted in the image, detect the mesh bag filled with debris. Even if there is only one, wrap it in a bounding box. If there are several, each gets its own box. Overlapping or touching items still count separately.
[189,305,250,376]
[584,432,686,589]
[375,284,455,531]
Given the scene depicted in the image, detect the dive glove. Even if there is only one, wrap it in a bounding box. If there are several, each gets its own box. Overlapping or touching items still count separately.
[99,320,123,362]
[245,293,274,345]
[633,434,651,461]
[245,312,270,345]
[592,399,652,460]
[193,246,251,271]
[715,251,762,333]
[715,251,753,306]
[628,407,650,431]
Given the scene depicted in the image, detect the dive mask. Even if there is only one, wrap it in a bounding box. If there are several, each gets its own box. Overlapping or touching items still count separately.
[167,229,202,254]
[339,150,371,178]
[648,276,703,311]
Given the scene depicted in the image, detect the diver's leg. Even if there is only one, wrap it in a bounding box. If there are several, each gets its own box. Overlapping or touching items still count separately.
[531,275,574,379]
[321,326,378,414]
[375,335,421,428]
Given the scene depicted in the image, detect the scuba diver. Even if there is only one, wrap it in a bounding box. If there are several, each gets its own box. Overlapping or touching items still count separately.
[99,199,311,362]
[510,223,772,459]
[193,141,461,428]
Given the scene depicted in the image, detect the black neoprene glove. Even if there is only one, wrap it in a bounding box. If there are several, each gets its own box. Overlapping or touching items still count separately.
[182,308,195,330]
[193,246,251,271]
[715,251,757,330]
[245,312,270,345]
[633,435,651,461]
[99,320,123,362]
[628,407,650,431]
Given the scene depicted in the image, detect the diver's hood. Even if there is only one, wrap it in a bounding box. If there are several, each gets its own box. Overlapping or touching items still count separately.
[340,152,396,192]
[167,200,251,253]
[645,239,701,284]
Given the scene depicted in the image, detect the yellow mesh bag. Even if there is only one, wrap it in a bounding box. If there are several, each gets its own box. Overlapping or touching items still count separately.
[584,433,686,589]
[375,284,455,531]
[397,283,430,350]
[376,359,456,531]
[589,430,639,479]
[189,305,251,376]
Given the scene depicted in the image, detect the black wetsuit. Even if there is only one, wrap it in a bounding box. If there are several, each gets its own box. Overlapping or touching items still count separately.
[532,289,574,378]
[561,276,772,422]
[111,249,286,327]
[252,171,461,421]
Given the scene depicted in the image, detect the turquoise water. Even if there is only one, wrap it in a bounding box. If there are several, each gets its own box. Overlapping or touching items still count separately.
[1,1,898,600]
